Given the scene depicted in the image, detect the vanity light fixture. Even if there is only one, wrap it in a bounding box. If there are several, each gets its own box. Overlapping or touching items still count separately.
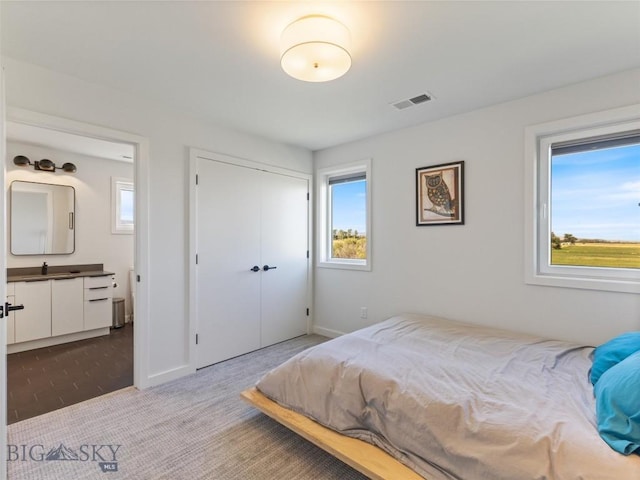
[13,155,77,173]
[280,15,352,82]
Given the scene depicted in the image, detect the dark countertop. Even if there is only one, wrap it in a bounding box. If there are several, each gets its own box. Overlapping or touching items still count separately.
[7,264,114,283]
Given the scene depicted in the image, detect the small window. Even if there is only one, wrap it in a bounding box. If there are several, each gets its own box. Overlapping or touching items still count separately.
[524,106,640,293]
[112,177,134,234]
[317,160,371,270]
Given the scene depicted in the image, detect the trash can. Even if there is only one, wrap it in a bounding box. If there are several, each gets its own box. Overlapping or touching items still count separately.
[112,297,125,329]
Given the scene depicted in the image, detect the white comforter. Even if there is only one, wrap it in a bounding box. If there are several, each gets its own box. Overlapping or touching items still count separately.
[257,314,640,480]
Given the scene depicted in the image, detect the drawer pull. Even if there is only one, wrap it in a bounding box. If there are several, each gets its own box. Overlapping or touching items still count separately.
[89,298,109,302]
[89,286,109,290]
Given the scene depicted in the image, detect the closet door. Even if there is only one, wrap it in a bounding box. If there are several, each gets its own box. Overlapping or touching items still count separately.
[260,171,308,345]
[195,157,309,369]
[196,159,262,368]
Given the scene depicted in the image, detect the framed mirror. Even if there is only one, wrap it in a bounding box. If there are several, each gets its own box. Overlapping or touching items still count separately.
[10,180,75,255]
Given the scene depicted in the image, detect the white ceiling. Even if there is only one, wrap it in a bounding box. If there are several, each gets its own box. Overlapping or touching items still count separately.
[2,1,639,151]
[7,122,135,163]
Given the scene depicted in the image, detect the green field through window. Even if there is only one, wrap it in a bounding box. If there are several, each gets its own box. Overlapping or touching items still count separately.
[550,135,639,269]
[551,242,640,269]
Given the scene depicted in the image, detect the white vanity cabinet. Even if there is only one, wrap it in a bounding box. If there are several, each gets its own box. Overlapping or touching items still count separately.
[14,280,52,343]
[7,272,113,351]
[51,277,84,336]
[6,282,16,345]
[84,275,113,330]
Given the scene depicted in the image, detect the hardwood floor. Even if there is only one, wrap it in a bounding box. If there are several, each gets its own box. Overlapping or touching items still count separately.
[7,323,133,424]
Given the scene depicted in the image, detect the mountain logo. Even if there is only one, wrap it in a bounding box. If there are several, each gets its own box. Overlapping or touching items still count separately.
[8,441,121,473]
[45,444,79,461]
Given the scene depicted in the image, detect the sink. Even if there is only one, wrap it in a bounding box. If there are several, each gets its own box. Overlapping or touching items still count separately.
[46,273,73,278]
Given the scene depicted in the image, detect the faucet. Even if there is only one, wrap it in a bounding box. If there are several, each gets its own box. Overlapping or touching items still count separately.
[41,262,48,275]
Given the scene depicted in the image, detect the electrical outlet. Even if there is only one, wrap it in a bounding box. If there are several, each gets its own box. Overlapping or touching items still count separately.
[360,307,368,319]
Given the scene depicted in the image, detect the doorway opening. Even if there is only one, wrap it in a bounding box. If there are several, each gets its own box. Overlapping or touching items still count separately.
[4,113,146,423]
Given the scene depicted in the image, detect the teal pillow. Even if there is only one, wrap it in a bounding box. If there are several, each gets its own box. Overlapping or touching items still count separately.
[590,332,640,385]
[594,350,640,455]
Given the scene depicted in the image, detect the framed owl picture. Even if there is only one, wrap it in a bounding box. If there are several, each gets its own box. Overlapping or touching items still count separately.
[416,161,464,226]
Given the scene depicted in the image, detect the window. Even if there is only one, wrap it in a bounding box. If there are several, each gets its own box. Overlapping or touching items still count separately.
[524,105,640,293]
[111,177,134,234]
[317,159,371,270]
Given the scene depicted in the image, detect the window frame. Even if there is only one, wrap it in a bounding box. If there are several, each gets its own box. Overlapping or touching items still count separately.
[317,159,372,271]
[524,104,640,293]
[111,177,134,234]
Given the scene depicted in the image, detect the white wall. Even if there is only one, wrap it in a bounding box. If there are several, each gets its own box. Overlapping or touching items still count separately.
[3,57,313,384]
[313,68,640,346]
[7,141,134,318]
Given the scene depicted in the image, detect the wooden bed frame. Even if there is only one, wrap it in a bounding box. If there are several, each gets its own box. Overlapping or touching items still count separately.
[241,387,425,480]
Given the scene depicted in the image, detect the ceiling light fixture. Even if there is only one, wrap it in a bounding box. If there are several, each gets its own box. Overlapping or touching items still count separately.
[13,155,77,173]
[280,15,351,83]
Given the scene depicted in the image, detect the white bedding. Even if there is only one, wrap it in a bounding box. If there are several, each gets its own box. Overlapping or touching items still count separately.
[256,314,640,479]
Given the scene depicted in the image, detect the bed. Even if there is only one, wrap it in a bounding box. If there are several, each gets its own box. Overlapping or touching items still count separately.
[241,314,640,479]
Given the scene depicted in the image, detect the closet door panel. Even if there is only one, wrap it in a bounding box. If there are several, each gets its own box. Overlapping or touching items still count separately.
[196,159,261,368]
[260,172,309,346]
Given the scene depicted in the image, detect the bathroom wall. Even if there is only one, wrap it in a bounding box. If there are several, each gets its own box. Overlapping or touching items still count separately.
[6,141,135,320]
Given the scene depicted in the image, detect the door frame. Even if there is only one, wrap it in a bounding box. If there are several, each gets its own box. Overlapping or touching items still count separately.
[5,107,152,389]
[188,148,313,371]
[1,58,9,480]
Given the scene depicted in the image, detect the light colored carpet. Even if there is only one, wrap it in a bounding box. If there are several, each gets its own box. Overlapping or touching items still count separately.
[8,335,367,480]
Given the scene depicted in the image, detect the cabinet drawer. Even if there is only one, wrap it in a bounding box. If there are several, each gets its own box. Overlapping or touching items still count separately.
[84,275,112,289]
[84,285,113,301]
[84,298,112,330]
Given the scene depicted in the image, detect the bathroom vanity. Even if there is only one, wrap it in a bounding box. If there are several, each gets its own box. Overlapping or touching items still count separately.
[6,264,114,353]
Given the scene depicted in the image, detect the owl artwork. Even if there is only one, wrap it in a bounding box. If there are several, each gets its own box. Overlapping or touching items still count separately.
[417,162,464,225]
[423,172,455,217]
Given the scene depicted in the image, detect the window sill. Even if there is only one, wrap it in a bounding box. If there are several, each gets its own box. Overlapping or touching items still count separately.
[317,260,371,272]
[525,271,639,294]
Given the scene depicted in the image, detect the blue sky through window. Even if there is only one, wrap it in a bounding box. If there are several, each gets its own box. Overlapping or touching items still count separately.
[120,189,134,224]
[551,143,640,241]
[331,179,366,234]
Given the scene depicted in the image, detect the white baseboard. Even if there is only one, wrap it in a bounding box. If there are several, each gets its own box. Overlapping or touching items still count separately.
[7,327,110,354]
[145,365,194,388]
[312,325,346,339]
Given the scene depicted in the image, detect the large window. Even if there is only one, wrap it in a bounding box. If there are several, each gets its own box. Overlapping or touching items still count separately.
[317,159,371,270]
[550,133,639,268]
[524,105,640,293]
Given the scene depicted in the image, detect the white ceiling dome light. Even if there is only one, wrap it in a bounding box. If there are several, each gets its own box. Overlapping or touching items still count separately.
[280,15,352,83]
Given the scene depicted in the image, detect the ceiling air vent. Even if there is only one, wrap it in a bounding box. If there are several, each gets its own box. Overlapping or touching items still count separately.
[391,92,434,111]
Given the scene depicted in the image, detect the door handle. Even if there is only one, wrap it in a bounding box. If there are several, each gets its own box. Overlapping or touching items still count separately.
[263,265,277,271]
[250,266,261,272]
[4,302,25,317]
